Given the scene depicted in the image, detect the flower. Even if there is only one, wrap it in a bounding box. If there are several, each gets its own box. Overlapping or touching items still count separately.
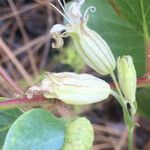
[26,72,111,105]
[50,0,116,75]
[117,56,137,102]
[62,117,94,150]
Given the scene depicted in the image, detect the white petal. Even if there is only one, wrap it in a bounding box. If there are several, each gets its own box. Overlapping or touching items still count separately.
[50,24,66,35]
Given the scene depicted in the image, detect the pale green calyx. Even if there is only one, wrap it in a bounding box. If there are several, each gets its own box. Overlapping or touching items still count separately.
[70,24,116,75]
[117,56,137,102]
[49,0,116,75]
[62,117,94,150]
[26,72,111,105]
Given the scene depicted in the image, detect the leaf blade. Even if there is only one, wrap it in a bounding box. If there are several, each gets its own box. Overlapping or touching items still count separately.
[3,109,66,150]
[0,109,22,150]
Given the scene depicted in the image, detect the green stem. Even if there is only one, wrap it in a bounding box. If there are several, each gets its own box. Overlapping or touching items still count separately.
[140,0,150,77]
[110,72,134,150]
[128,127,134,150]
[111,90,133,127]
[110,72,124,99]
[140,0,149,41]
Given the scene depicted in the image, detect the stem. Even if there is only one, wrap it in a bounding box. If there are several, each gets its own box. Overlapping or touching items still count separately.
[110,72,124,99]
[110,72,134,150]
[145,40,150,77]
[128,127,134,150]
[140,0,150,76]
[108,0,121,16]
[111,90,132,126]
[111,90,124,107]
[111,76,150,89]
[0,66,23,95]
[0,96,48,110]
[140,0,149,41]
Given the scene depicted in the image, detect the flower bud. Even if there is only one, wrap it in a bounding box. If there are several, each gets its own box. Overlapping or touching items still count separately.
[117,56,137,102]
[70,24,116,75]
[62,117,94,150]
[32,72,111,105]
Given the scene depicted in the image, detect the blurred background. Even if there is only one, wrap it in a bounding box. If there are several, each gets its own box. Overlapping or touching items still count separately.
[0,0,150,149]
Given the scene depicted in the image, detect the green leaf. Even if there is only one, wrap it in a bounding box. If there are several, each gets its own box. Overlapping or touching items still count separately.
[0,109,22,150]
[115,0,150,39]
[136,87,150,118]
[3,109,66,150]
[82,0,145,76]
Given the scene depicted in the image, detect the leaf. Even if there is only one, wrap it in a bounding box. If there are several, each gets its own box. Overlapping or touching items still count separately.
[0,109,22,150]
[82,0,145,76]
[115,0,150,37]
[136,87,150,118]
[3,109,66,150]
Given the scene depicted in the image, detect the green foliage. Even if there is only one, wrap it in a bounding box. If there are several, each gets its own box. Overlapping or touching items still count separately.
[136,87,150,118]
[115,0,150,39]
[3,109,66,150]
[113,0,150,118]
[82,0,145,76]
[0,109,22,150]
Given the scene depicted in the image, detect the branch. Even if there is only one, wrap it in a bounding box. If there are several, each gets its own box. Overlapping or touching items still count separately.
[0,38,32,84]
[0,66,23,95]
[0,95,48,110]
[110,76,150,89]
[145,40,150,77]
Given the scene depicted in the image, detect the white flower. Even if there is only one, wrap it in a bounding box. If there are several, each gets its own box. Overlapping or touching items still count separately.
[26,72,111,105]
[49,0,116,75]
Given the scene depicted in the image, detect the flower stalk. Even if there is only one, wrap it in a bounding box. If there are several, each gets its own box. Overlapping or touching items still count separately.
[111,72,135,150]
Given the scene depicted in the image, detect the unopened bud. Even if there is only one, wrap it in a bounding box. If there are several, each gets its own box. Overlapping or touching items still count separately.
[27,72,111,105]
[117,56,137,102]
[63,117,94,150]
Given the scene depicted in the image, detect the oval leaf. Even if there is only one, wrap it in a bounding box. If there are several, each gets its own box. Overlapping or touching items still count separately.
[3,109,66,150]
[0,109,22,149]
